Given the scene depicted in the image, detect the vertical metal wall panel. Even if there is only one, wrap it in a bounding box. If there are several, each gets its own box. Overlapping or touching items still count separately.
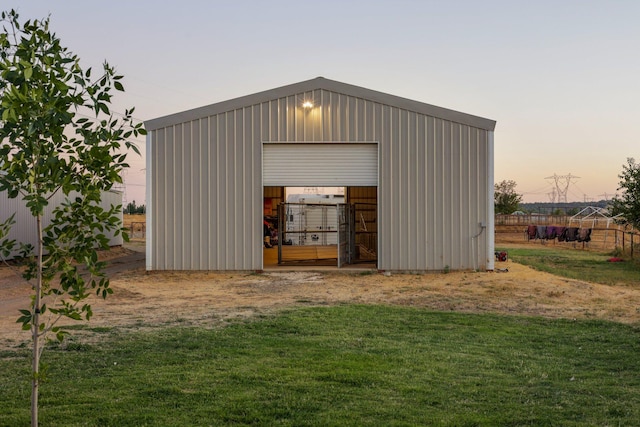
[428,118,438,272]
[157,127,166,269]
[176,124,186,267]
[168,127,176,268]
[312,90,324,141]
[0,190,123,260]
[246,106,257,268]
[286,96,295,140]
[184,122,192,268]
[451,123,461,268]
[321,90,331,141]
[149,129,158,268]
[148,85,492,271]
[189,121,199,269]
[459,124,470,268]
[198,118,208,268]
[443,120,452,268]
[226,111,234,269]
[228,111,238,268]
[260,102,269,142]
[163,126,174,269]
[332,92,341,140]
[208,116,218,268]
[217,114,227,268]
[279,98,287,141]
[416,116,426,269]
[406,112,425,265]
[151,128,160,268]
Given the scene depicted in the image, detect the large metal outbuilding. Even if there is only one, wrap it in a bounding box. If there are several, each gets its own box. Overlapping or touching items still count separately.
[144,77,496,272]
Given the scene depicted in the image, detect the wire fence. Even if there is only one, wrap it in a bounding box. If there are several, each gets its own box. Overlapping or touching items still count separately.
[496,224,640,258]
[128,222,145,239]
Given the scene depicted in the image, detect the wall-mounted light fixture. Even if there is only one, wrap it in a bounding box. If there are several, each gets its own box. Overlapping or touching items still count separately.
[302,100,314,109]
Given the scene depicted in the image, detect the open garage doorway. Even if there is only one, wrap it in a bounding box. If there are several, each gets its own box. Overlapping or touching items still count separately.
[262,141,378,269]
[262,186,377,269]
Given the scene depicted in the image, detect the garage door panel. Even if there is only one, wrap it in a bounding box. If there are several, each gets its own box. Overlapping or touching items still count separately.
[263,143,378,186]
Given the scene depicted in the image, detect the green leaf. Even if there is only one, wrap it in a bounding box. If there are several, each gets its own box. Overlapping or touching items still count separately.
[98,102,109,115]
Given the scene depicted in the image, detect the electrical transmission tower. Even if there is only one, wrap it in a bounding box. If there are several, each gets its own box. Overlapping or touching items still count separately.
[547,187,557,203]
[545,173,580,203]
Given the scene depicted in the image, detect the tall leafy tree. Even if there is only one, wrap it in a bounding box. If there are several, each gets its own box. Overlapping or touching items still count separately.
[494,180,523,214]
[0,10,144,426]
[610,158,640,230]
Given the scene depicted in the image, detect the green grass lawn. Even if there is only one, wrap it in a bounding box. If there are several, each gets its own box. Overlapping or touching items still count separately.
[2,305,640,426]
[498,245,640,287]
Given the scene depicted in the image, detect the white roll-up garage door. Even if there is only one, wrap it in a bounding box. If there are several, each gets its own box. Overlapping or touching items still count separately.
[263,142,378,187]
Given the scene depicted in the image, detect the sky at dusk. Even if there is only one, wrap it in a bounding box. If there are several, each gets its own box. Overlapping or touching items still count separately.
[11,1,640,204]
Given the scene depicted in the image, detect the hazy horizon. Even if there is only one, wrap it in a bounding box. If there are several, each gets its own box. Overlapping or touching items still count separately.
[12,1,638,205]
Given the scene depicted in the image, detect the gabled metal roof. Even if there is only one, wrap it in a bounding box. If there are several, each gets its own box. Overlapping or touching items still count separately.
[144,77,496,132]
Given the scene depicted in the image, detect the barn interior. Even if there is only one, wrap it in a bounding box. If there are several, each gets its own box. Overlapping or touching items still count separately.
[263,186,377,269]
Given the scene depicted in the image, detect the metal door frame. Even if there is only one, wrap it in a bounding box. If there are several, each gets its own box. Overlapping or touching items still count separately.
[337,203,355,267]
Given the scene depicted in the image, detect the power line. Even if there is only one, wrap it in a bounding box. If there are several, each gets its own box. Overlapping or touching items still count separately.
[545,173,580,203]
[598,192,615,201]
[520,184,554,195]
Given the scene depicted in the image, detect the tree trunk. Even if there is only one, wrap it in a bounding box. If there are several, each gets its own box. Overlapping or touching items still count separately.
[31,213,43,427]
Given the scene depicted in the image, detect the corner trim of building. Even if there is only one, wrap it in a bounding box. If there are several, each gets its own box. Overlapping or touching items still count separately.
[487,130,495,271]
[145,131,153,271]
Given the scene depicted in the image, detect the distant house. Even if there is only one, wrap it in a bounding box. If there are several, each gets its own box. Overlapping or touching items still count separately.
[144,77,496,271]
[0,190,123,259]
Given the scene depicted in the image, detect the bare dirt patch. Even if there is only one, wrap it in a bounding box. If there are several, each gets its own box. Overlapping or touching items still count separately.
[2,244,640,350]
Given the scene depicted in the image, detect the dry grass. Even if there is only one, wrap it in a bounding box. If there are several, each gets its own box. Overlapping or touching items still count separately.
[1,219,639,350]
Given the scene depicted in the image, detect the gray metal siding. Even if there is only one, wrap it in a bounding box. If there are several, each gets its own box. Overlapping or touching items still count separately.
[0,190,123,259]
[147,86,492,271]
[377,115,490,271]
[150,113,263,270]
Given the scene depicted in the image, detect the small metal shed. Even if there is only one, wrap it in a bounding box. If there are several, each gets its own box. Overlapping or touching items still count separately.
[0,190,124,259]
[145,77,496,272]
